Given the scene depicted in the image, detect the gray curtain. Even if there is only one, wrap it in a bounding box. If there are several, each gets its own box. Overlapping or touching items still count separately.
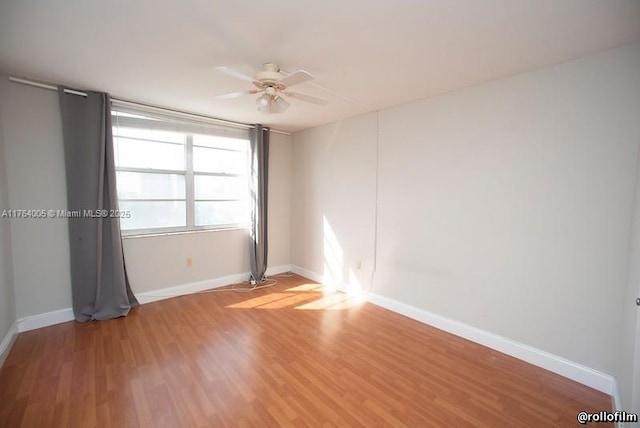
[58,88,138,322]
[249,125,269,283]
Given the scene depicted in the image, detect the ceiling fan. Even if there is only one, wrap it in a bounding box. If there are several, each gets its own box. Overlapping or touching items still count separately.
[214,63,327,114]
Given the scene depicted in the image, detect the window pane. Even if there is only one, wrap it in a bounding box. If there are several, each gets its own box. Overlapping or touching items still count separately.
[193,135,248,151]
[193,147,247,174]
[111,107,253,235]
[119,201,186,230]
[195,201,249,226]
[194,175,247,200]
[117,172,185,199]
[113,126,184,144]
[114,137,185,170]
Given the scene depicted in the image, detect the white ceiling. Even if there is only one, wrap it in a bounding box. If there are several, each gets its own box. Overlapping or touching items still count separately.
[1,1,639,133]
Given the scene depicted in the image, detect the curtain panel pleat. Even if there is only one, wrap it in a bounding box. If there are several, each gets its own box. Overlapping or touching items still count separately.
[58,88,138,321]
[249,125,269,283]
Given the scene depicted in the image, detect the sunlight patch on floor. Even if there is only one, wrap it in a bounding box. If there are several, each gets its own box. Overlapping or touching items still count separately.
[294,293,364,310]
[225,281,364,311]
[258,292,318,309]
[285,283,324,292]
[226,293,295,309]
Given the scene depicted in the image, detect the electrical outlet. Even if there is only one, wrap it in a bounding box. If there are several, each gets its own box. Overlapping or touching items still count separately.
[356,261,362,270]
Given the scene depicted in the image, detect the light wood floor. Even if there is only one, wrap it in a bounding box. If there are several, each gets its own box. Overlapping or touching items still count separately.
[0,274,611,427]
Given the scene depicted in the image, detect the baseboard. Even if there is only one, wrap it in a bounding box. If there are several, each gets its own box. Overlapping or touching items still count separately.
[367,292,615,395]
[133,264,294,304]
[17,308,74,333]
[290,265,324,284]
[14,264,295,332]
[0,320,19,368]
[266,264,293,277]
[12,264,617,397]
[291,266,616,396]
[136,273,249,304]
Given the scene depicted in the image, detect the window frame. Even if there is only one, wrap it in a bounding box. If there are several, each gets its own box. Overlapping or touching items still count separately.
[112,110,251,237]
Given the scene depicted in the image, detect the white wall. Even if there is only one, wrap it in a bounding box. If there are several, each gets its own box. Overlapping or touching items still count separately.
[123,229,250,293]
[0,103,16,344]
[291,113,377,291]
[291,43,640,381]
[0,76,292,316]
[268,132,292,267]
[376,43,640,375]
[0,77,72,319]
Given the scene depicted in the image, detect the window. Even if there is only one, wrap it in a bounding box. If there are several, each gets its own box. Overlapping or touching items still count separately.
[112,108,250,235]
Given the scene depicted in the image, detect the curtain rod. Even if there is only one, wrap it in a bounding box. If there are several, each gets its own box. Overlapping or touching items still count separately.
[8,76,292,136]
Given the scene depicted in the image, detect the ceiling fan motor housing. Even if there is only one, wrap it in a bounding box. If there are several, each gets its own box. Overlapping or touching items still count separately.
[256,63,283,86]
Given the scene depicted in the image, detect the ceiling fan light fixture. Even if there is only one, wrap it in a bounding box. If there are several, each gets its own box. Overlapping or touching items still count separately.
[272,96,290,113]
[256,93,271,113]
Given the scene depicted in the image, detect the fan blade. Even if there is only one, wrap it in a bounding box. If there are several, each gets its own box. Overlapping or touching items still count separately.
[215,66,256,83]
[285,91,327,105]
[278,70,313,87]
[214,90,258,100]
